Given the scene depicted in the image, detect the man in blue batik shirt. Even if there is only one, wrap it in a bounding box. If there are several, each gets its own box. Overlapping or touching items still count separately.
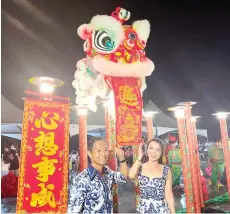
[68,137,128,213]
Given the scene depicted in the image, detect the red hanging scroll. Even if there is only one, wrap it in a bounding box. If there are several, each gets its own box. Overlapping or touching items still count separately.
[106,77,142,146]
[16,99,70,213]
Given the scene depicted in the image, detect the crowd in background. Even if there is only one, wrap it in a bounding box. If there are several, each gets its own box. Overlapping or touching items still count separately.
[1,133,227,201]
[1,145,19,177]
[1,145,20,198]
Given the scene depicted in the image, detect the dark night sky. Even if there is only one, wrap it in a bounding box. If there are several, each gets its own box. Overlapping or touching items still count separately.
[2,0,230,138]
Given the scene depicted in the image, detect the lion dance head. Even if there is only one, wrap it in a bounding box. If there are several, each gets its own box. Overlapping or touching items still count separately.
[77,7,154,77]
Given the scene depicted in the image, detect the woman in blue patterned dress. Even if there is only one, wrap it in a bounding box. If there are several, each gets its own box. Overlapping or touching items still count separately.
[129,138,175,213]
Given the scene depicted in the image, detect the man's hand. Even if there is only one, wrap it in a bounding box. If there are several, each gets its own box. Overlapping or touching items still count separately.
[114,146,128,180]
[115,147,125,161]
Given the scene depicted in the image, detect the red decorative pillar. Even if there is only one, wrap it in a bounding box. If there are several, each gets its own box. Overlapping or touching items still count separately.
[169,107,196,213]
[143,111,158,141]
[105,105,117,169]
[105,106,111,149]
[104,105,119,212]
[182,103,200,213]
[214,112,230,200]
[78,107,88,172]
[146,118,154,141]
[191,117,204,207]
[133,145,140,207]
[146,118,154,140]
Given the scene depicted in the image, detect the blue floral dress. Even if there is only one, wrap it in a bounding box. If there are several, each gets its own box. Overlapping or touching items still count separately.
[137,165,171,213]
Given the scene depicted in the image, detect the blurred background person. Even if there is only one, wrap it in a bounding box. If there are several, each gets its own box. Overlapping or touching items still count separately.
[208,138,225,192]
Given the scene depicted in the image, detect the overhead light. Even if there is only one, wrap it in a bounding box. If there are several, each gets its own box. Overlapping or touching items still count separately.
[212,112,230,119]
[177,101,197,107]
[168,106,185,119]
[40,82,54,94]
[174,109,185,119]
[191,116,201,122]
[143,111,159,118]
[29,76,64,94]
[77,107,88,116]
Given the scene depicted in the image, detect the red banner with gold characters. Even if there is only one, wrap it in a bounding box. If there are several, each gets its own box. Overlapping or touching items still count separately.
[106,77,142,146]
[16,99,70,213]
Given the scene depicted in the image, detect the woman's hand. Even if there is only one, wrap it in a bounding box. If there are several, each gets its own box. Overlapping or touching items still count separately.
[128,144,144,180]
[165,169,176,213]
[138,143,144,160]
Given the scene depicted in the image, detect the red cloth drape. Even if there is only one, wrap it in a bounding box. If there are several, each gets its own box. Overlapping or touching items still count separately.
[1,172,18,198]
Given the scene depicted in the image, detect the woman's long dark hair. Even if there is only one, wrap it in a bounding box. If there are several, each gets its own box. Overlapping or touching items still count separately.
[142,138,164,164]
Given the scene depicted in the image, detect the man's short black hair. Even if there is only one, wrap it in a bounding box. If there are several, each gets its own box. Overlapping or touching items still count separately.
[88,137,107,152]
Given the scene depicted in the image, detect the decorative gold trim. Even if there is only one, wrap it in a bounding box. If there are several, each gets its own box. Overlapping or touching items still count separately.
[17,100,29,213]
[16,99,70,213]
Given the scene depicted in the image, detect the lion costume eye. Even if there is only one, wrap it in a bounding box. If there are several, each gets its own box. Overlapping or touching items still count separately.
[93,30,115,52]
[128,32,136,40]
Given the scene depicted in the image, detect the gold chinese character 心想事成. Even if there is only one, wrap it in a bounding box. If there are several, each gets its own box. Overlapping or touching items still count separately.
[34,131,59,156]
[35,112,60,130]
[30,183,56,208]
[32,156,58,182]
